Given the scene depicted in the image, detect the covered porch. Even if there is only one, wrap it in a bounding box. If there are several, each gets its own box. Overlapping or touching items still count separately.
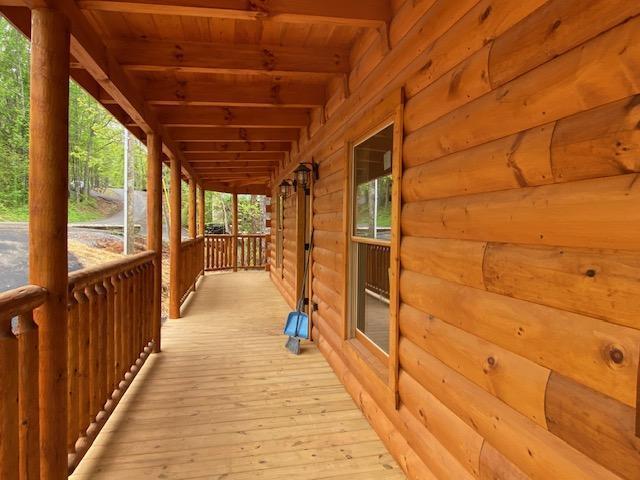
[1,1,639,479]
[69,271,402,479]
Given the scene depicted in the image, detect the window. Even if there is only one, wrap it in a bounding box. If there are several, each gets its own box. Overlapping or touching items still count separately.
[275,194,284,269]
[349,124,394,355]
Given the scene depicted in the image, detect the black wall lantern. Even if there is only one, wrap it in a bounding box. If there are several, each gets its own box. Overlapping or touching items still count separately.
[293,161,319,194]
[279,179,292,197]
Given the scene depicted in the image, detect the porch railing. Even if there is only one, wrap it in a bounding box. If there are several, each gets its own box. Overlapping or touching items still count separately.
[0,285,47,479]
[204,234,233,271]
[66,251,156,471]
[238,234,268,270]
[180,236,205,304]
[204,234,268,271]
[365,243,390,299]
[0,252,158,478]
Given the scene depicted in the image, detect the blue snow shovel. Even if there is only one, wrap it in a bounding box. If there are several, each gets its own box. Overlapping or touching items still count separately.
[283,231,313,355]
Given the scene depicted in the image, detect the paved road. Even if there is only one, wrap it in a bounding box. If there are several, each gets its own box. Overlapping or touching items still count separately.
[0,223,83,292]
[80,188,151,234]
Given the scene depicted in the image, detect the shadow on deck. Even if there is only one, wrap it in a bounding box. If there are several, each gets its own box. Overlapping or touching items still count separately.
[70,271,404,479]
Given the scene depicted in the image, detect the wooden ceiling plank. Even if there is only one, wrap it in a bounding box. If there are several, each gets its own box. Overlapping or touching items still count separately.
[152,106,309,128]
[185,152,284,161]
[121,78,326,107]
[191,161,277,168]
[179,141,290,153]
[77,0,390,27]
[111,39,350,75]
[170,127,299,142]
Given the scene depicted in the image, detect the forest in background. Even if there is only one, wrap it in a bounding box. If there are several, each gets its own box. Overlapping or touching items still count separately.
[0,18,267,232]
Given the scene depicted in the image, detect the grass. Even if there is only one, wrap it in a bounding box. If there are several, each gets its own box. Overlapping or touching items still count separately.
[0,197,115,223]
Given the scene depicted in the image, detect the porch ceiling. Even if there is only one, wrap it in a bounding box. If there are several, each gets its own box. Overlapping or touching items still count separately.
[0,0,391,194]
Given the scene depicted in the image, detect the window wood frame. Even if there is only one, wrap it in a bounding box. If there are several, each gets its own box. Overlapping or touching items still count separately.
[343,89,404,407]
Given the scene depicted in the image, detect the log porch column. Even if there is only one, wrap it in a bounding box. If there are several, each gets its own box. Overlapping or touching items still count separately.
[198,186,205,237]
[169,156,182,319]
[232,193,238,272]
[188,177,196,238]
[29,8,70,479]
[146,133,162,352]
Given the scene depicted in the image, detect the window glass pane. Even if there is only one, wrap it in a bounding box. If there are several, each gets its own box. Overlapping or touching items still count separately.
[353,242,390,353]
[353,124,393,240]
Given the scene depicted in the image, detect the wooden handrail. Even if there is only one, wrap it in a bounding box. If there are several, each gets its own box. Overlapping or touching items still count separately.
[68,251,155,290]
[0,285,47,320]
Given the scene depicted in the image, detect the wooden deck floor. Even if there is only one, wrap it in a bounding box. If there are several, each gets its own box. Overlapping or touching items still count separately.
[71,271,404,479]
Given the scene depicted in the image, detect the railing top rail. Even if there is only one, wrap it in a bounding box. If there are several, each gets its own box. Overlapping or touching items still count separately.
[204,233,232,238]
[181,237,204,247]
[0,284,48,320]
[68,250,155,291]
[237,233,269,237]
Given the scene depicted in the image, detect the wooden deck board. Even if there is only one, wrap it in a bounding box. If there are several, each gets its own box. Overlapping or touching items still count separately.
[71,271,404,479]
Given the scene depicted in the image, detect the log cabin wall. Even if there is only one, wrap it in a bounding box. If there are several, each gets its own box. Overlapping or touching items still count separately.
[270,189,298,309]
[272,1,640,479]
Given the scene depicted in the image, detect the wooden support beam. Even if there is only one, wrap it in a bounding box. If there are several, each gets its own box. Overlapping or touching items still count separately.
[28,8,69,479]
[170,127,299,142]
[179,141,291,153]
[232,193,238,272]
[185,152,284,162]
[202,170,271,180]
[197,185,205,237]
[111,39,350,76]
[169,155,182,319]
[153,106,309,128]
[77,0,390,27]
[201,181,269,195]
[122,78,325,108]
[146,133,162,353]
[192,166,277,174]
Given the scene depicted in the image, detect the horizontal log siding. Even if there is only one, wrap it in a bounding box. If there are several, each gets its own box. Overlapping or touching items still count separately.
[273,1,640,479]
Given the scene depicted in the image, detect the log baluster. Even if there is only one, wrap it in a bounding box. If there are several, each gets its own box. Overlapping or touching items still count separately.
[17,312,40,480]
[66,295,79,455]
[75,289,91,438]
[0,315,19,480]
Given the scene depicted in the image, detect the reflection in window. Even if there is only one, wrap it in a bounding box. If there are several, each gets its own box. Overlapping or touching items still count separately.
[350,124,393,354]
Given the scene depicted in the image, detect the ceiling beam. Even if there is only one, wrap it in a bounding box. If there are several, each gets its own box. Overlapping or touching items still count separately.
[185,152,284,161]
[170,127,299,142]
[191,161,277,169]
[180,141,290,153]
[111,39,350,76]
[111,77,326,108]
[77,0,390,27]
[201,181,269,195]
[152,106,309,128]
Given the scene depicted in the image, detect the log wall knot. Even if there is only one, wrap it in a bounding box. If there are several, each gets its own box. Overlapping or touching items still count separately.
[608,346,625,365]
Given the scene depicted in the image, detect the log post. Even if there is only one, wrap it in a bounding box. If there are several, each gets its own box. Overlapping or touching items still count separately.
[198,186,205,237]
[188,177,196,239]
[169,156,182,319]
[146,133,162,351]
[232,193,238,272]
[29,8,69,479]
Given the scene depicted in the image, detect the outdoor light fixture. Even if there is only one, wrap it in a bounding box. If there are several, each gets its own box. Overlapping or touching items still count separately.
[292,161,319,193]
[279,179,292,197]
